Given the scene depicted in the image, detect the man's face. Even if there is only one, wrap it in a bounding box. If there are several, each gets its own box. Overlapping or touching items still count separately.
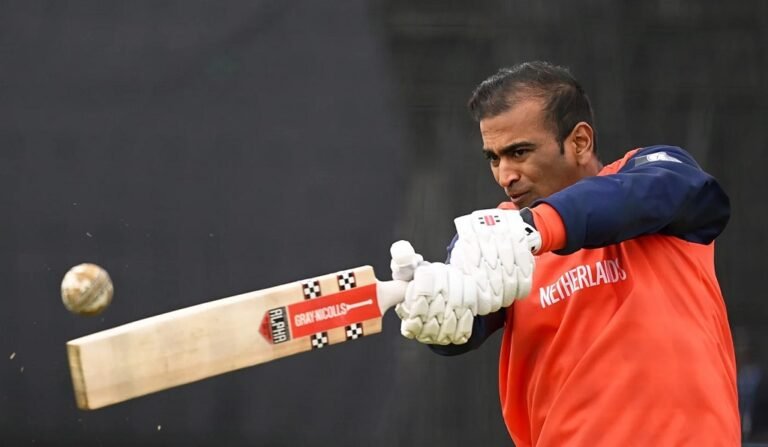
[479,98,586,209]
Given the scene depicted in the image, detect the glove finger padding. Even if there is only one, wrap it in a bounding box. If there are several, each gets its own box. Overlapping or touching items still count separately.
[454,308,474,344]
[510,226,535,298]
[395,282,428,322]
[418,318,441,344]
[396,263,475,345]
[414,263,446,343]
[400,317,422,340]
[436,311,459,345]
[461,276,478,315]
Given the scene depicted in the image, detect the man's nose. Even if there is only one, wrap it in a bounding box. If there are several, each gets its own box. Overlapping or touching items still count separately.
[497,158,521,187]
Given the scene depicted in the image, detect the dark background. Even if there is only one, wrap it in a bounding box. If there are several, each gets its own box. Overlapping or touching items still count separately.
[2,1,766,445]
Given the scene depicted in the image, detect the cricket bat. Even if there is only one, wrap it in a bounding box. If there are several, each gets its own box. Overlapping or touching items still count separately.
[67,244,416,410]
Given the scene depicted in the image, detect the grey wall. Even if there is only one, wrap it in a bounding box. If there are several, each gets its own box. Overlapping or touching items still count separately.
[1,1,766,445]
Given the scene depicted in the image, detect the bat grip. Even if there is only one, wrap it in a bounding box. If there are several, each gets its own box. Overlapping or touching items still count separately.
[376,280,408,314]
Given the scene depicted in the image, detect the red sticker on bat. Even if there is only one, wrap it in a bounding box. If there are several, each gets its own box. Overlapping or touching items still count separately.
[287,284,379,338]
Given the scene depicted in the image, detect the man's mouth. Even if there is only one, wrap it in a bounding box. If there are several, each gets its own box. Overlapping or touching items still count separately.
[507,191,528,206]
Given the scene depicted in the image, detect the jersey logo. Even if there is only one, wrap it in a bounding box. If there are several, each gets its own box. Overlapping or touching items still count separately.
[539,258,628,309]
[634,151,682,166]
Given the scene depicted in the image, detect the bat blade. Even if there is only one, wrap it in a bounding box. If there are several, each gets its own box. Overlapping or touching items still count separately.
[67,266,389,410]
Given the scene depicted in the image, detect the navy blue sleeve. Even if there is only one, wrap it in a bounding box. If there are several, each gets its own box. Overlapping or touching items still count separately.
[536,145,730,255]
[426,234,506,356]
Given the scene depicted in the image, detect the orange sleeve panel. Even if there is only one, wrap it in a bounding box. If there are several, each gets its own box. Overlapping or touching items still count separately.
[530,204,566,253]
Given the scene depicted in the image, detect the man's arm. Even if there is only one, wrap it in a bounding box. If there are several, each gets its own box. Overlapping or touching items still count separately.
[428,145,729,356]
[536,145,730,255]
[428,235,507,356]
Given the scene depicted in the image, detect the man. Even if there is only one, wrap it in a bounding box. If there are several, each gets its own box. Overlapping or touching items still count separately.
[392,61,740,445]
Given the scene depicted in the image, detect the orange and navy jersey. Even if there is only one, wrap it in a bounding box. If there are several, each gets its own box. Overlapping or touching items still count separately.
[434,146,739,446]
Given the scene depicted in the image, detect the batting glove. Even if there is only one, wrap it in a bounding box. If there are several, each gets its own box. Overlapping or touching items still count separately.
[394,262,477,345]
[450,209,540,315]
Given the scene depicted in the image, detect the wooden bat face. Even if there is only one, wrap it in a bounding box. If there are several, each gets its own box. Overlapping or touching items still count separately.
[67,266,396,410]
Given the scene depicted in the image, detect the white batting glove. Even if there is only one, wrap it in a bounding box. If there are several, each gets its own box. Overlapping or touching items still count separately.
[450,209,540,315]
[394,262,477,345]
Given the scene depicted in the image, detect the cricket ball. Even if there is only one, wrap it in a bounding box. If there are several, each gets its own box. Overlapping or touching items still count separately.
[61,263,114,316]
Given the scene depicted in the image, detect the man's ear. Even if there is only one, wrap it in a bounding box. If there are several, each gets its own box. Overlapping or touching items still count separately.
[567,122,595,165]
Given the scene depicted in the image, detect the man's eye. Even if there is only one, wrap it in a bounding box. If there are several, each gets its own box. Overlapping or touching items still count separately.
[486,155,500,167]
[484,151,499,163]
[510,149,528,159]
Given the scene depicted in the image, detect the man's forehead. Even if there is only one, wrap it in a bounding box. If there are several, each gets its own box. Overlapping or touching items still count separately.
[479,98,548,148]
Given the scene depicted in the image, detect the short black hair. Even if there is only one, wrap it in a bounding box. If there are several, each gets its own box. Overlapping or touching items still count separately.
[467,61,596,152]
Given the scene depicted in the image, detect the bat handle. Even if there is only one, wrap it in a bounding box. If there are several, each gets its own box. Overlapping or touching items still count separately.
[376,280,408,314]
